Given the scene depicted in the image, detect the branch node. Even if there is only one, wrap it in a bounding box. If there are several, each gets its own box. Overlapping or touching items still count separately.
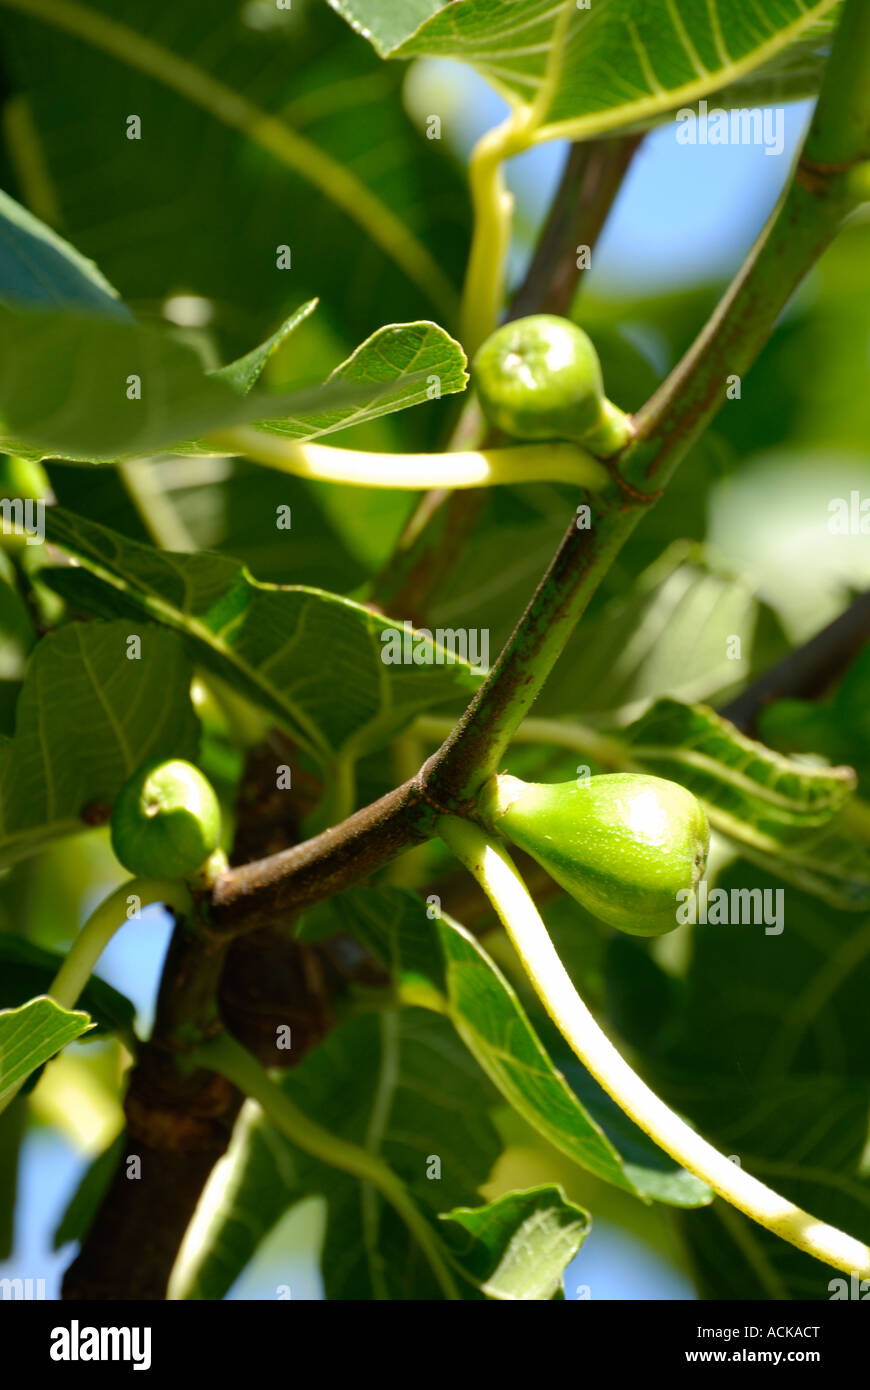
[603,448,664,507]
[796,152,856,194]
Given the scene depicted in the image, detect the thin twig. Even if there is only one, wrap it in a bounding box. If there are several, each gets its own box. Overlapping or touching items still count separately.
[720,590,870,732]
[510,134,642,319]
[211,779,433,930]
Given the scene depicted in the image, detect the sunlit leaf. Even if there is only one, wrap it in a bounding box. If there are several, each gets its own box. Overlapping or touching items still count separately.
[42,509,483,769]
[0,997,92,1105]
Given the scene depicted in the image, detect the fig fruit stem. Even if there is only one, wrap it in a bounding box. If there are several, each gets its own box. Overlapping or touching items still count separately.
[438,813,870,1278]
[49,878,193,1010]
[188,1029,460,1300]
[581,397,635,458]
[207,428,609,492]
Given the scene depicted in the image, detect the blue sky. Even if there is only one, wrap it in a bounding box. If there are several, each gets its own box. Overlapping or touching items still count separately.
[405,58,812,289]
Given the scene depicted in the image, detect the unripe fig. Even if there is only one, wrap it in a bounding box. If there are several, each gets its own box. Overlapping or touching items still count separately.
[477,772,709,936]
[110,759,221,880]
[472,315,632,456]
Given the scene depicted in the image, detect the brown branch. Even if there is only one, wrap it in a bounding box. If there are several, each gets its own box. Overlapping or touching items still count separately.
[211,778,432,929]
[369,484,489,624]
[421,497,641,804]
[720,590,870,733]
[509,134,642,320]
[62,912,236,1300]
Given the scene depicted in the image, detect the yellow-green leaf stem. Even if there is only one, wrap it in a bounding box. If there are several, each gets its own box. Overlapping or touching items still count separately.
[190,1031,460,1300]
[49,879,193,1010]
[0,878,192,1117]
[458,0,578,356]
[460,116,530,357]
[208,427,610,491]
[438,814,870,1279]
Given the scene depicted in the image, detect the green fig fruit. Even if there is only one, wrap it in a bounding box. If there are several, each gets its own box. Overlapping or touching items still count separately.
[111,758,222,880]
[477,772,709,936]
[472,314,632,456]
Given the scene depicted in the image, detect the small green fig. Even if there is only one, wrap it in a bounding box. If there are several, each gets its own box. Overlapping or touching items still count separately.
[472,315,632,456]
[110,758,222,880]
[477,772,709,936]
